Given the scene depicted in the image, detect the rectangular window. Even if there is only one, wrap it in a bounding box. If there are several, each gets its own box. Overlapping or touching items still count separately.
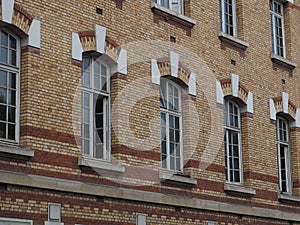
[0,29,19,143]
[219,0,237,37]
[81,56,110,161]
[270,0,286,57]
[224,100,242,183]
[154,0,184,14]
[160,78,182,172]
[277,117,291,193]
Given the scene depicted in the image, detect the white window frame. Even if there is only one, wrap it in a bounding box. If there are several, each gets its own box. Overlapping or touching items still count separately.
[154,0,184,14]
[219,0,237,37]
[0,28,20,144]
[276,116,292,194]
[81,55,111,161]
[224,99,243,184]
[0,217,33,225]
[270,0,286,58]
[160,78,183,172]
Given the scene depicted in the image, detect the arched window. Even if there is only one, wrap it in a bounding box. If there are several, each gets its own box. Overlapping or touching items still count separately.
[160,77,182,172]
[276,116,291,193]
[224,98,242,183]
[0,29,19,142]
[81,55,110,160]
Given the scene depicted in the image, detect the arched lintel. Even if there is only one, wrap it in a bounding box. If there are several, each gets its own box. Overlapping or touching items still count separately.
[216,73,253,114]
[72,24,127,75]
[1,1,40,48]
[151,51,196,96]
[270,92,300,128]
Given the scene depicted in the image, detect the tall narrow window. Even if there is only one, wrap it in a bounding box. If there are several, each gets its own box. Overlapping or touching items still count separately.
[160,78,182,172]
[219,0,237,37]
[81,55,110,160]
[276,116,291,193]
[154,0,184,14]
[0,29,19,143]
[270,0,285,57]
[224,99,242,183]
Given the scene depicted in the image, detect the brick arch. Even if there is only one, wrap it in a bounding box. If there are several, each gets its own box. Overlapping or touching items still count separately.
[151,51,196,96]
[270,93,298,121]
[11,4,33,35]
[216,73,253,114]
[72,24,127,75]
[0,1,40,48]
[157,57,191,87]
[220,78,249,105]
[78,31,120,63]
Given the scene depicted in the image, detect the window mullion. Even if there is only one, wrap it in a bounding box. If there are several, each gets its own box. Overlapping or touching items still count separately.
[278,143,283,191]
[166,112,170,170]
[89,93,94,158]
[232,0,237,37]
[221,0,225,33]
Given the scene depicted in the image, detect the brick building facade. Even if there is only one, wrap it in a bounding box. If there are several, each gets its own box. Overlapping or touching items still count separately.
[0,0,300,224]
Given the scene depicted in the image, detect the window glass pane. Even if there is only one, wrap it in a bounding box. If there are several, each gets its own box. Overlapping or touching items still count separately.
[8,73,16,89]
[8,90,16,106]
[160,112,166,126]
[0,31,8,46]
[9,50,16,66]
[83,108,89,123]
[82,57,90,72]
[170,156,175,170]
[175,144,180,156]
[8,106,15,123]
[9,35,16,49]
[0,122,6,138]
[82,72,90,88]
[162,155,167,168]
[0,87,7,104]
[0,70,7,87]
[169,115,174,128]
[83,124,89,138]
[101,76,107,91]
[175,117,179,129]
[96,114,103,128]
[161,140,166,154]
[0,47,8,64]
[94,74,101,90]
[176,158,180,171]
[0,105,6,121]
[82,139,90,155]
[234,171,240,182]
[94,60,100,74]
[8,124,15,140]
[95,144,103,159]
[83,92,90,107]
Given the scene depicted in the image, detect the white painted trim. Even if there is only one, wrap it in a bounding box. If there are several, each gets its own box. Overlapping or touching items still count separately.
[2,0,15,24]
[0,217,32,224]
[151,59,161,85]
[282,92,289,114]
[246,92,254,114]
[170,51,179,78]
[136,213,147,225]
[270,99,276,120]
[231,73,239,97]
[117,49,127,75]
[95,24,106,54]
[71,33,83,61]
[216,80,224,105]
[27,19,41,49]
[45,222,64,225]
[290,109,300,128]
[188,72,196,96]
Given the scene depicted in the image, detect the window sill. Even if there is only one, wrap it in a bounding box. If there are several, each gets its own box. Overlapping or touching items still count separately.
[271,54,297,70]
[224,183,256,196]
[0,143,34,159]
[78,156,125,173]
[219,32,249,50]
[278,193,300,203]
[159,169,197,186]
[151,2,196,29]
